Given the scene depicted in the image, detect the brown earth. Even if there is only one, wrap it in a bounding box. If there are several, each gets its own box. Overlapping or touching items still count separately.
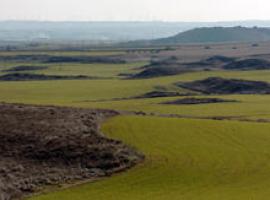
[0,103,144,200]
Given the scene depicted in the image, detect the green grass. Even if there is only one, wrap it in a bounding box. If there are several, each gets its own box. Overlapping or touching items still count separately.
[0,62,146,78]
[25,62,146,78]
[29,116,270,200]
[1,69,270,120]
[1,51,270,200]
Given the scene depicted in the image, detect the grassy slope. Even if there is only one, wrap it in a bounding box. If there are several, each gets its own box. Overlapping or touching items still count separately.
[1,70,270,120]
[29,116,270,200]
[1,53,270,200]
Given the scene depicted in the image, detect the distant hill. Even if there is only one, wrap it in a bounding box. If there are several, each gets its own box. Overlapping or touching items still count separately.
[2,21,270,43]
[152,27,270,44]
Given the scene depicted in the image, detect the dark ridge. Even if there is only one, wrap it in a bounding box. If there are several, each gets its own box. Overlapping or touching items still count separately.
[163,97,237,105]
[185,55,235,68]
[223,59,270,70]
[3,65,48,72]
[178,77,270,94]
[45,56,126,64]
[0,103,144,200]
[135,91,186,99]
[0,55,126,64]
[131,66,188,79]
[0,73,98,81]
[204,55,235,64]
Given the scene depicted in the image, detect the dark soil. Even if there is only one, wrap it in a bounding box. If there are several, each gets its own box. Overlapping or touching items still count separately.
[0,103,144,200]
[132,55,236,79]
[0,55,126,64]
[185,55,235,68]
[3,66,48,72]
[178,77,270,94]
[204,55,235,64]
[135,91,189,98]
[0,73,97,81]
[223,59,270,70]
[131,67,188,79]
[163,97,237,105]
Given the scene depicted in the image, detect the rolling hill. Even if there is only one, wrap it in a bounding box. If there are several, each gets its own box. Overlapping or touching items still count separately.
[152,26,270,44]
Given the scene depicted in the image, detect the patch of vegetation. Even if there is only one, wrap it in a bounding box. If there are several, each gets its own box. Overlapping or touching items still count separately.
[151,26,270,44]
[29,116,270,200]
[3,65,48,72]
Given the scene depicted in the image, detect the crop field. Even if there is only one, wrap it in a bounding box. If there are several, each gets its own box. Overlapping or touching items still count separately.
[29,116,270,200]
[1,45,270,200]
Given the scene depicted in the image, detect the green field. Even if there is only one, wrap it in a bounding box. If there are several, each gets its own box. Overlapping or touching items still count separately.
[29,116,270,200]
[1,50,270,200]
[1,69,270,121]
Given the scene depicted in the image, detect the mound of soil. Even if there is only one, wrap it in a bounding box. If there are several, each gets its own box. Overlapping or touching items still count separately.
[204,55,235,64]
[178,77,270,94]
[185,55,235,69]
[3,66,48,72]
[135,91,184,99]
[163,97,236,105]
[223,59,270,70]
[131,67,188,79]
[0,103,143,200]
[0,73,96,81]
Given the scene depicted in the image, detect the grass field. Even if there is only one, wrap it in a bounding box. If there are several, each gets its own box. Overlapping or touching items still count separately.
[29,116,270,200]
[1,49,270,200]
[1,69,270,120]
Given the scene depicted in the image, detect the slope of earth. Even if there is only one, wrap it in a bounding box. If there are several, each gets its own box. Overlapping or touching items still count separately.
[0,104,143,200]
[178,77,270,94]
[223,59,270,70]
[152,26,270,45]
[29,115,270,200]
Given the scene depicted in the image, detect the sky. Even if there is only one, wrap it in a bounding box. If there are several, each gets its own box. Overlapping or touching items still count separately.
[1,0,270,22]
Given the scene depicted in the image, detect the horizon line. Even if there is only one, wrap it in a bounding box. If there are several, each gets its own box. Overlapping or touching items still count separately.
[1,19,270,23]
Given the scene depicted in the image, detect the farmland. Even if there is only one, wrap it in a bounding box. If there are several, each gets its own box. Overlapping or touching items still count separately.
[1,43,270,199]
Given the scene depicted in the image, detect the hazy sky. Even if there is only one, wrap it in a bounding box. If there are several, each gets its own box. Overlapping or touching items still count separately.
[1,0,270,21]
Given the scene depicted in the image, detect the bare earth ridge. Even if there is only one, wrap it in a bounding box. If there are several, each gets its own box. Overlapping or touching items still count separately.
[0,103,144,200]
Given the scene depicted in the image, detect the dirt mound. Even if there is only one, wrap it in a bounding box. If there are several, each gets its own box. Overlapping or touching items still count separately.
[131,67,188,79]
[223,59,270,70]
[185,55,235,69]
[163,97,237,105]
[0,103,143,200]
[0,73,97,81]
[135,91,184,98]
[178,77,270,94]
[3,66,48,72]
[204,55,235,64]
